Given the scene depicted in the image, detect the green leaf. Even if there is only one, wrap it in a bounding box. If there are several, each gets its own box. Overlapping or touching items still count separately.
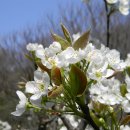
[51,66,62,86]
[51,33,70,50]
[73,30,90,50]
[126,67,130,76]
[69,65,87,97]
[61,23,72,43]
[120,84,128,97]
[121,115,130,125]
[48,85,63,98]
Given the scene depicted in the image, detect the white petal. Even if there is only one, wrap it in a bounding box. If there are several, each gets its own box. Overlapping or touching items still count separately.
[16,91,26,102]
[25,81,39,94]
[49,42,61,53]
[34,70,44,83]
[26,43,38,51]
[72,33,80,43]
[30,93,43,101]
[30,93,43,106]
[126,93,130,100]
[35,48,45,59]
[105,69,114,77]
[42,72,50,86]
[119,5,129,15]
[106,0,118,4]
[11,103,26,116]
[41,59,52,69]
[11,108,25,116]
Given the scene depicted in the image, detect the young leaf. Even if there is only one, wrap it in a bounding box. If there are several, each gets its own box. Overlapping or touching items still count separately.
[61,23,72,43]
[73,30,90,50]
[121,115,130,125]
[69,65,87,97]
[51,66,62,86]
[48,85,63,98]
[126,67,130,77]
[51,33,70,50]
[120,84,128,97]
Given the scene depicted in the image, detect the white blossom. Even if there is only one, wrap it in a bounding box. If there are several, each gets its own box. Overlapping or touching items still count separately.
[55,47,80,68]
[106,0,130,15]
[25,70,50,106]
[119,0,130,15]
[87,49,109,80]
[44,42,61,57]
[106,49,126,71]
[89,78,122,105]
[11,91,27,116]
[26,43,43,51]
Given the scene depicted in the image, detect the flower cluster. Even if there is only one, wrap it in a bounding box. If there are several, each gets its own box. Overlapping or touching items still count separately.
[12,25,130,130]
[106,0,130,15]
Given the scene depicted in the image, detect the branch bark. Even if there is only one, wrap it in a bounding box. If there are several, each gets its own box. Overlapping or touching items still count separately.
[104,0,110,47]
[59,115,75,130]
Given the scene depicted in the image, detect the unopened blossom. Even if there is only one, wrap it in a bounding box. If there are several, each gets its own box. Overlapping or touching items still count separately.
[119,0,130,15]
[11,91,27,116]
[106,0,130,15]
[26,43,43,51]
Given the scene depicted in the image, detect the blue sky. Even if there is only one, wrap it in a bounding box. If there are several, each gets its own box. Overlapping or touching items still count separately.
[0,0,82,36]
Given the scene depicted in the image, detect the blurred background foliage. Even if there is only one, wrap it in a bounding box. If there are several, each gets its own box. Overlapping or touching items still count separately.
[0,0,130,129]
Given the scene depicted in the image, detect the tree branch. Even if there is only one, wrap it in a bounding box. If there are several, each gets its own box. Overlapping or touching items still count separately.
[75,119,87,130]
[59,115,75,130]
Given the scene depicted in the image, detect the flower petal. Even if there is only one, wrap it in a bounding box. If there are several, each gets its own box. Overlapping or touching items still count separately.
[25,81,39,94]
[16,91,26,102]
